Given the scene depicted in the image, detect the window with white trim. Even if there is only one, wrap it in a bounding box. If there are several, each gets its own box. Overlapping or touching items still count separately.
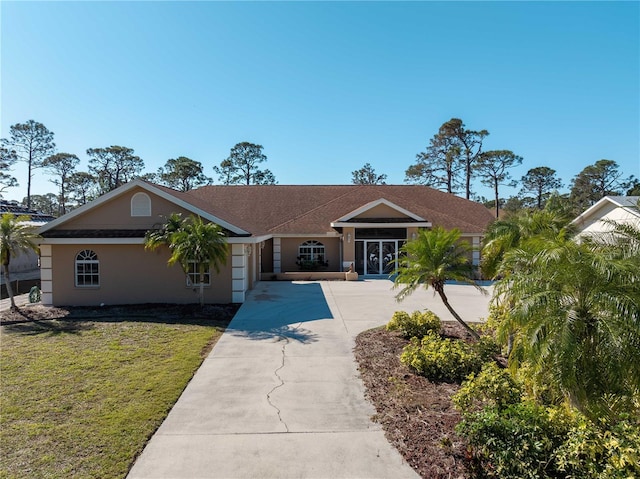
[298,240,325,263]
[131,192,151,216]
[75,250,99,287]
[186,261,211,286]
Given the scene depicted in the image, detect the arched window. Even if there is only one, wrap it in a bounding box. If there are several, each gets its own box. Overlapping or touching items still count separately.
[298,240,325,263]
[75,250,99,287]
[131,192,151,216]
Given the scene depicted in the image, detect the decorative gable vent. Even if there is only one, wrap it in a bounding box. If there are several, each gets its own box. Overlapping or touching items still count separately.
[131,192,151,217]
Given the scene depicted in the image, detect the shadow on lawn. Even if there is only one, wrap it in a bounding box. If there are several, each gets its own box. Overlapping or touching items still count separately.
[1,303,238,336]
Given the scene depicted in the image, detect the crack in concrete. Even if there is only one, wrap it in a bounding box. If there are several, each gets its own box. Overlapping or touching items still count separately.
[266,336,290,432]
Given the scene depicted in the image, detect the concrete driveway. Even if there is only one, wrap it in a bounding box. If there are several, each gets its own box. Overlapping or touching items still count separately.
[127,279,491,479]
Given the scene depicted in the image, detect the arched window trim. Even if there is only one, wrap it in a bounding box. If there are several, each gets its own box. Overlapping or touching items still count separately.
[131,192,151,217]
[297,240,327,266]
[75,249,100,287]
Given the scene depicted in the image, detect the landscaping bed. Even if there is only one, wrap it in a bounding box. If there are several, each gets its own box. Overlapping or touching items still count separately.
[355,323,473,479]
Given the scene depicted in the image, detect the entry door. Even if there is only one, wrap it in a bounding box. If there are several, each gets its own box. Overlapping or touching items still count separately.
[364,241,398,275]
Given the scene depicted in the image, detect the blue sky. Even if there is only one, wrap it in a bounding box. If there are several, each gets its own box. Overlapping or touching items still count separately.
[2,1,639,203]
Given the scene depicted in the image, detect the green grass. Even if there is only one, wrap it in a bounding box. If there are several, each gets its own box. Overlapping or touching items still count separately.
[0,317,227,478]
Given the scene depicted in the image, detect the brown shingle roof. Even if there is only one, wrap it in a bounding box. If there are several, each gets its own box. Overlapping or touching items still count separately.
[179,185,494,236]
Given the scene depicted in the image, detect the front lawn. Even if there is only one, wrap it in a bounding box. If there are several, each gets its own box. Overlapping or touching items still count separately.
[0,305,233,478]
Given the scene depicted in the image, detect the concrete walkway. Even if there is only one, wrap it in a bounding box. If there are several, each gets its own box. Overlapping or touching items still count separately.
[127,280,491,479]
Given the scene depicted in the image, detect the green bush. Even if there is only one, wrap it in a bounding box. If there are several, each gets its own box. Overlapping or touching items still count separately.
[453,362,522,414]
[400,332,482,381]
[556,415,640,479]
[386,310,441,339]
[456,402,573,479]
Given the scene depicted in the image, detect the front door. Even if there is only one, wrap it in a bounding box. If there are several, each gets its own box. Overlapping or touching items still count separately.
[358,240,403,275]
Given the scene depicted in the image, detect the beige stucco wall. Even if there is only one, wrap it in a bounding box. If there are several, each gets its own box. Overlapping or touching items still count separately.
[57,187,193,231]
[50,243,233,306]
[342,227,355,264]
[354,203,408,219]
[279,237,340,272]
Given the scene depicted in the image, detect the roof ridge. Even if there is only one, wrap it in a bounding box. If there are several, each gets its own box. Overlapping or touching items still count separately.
[267,185,365,232]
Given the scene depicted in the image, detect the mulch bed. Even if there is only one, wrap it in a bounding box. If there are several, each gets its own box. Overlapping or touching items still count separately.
[0,303,240,324]
[354,323,473,479]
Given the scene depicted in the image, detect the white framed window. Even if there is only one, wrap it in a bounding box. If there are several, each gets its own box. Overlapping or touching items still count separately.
[131,192,151,216]
[75,250,99,287]
[298,240,325,263]
[186,261,210,286]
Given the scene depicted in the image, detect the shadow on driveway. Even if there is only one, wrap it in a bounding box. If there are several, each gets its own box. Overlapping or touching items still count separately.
[225,282,333,344]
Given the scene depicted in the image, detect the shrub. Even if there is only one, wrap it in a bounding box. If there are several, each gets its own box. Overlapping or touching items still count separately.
[386,310,441,339]
[400,332,482,381]
[556,415,640,479]
[456,402,573,479]
[453,362,522,414]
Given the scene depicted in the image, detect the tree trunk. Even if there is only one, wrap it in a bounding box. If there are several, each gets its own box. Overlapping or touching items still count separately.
[435,286,480,340]
[3,263,17,310]
[494,181,500,218]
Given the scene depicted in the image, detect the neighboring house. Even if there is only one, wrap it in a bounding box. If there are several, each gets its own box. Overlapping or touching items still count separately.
[572,196,640,237]
[37,180,495,306]
[1,200,55,274]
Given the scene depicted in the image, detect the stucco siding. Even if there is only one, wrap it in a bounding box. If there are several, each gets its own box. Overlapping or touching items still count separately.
[56,187,194,231]
[353,203,410,219]
[50,244,233,306]
[279,237,340,272]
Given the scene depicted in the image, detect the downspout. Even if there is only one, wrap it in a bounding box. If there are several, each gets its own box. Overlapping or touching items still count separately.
[339,234,343,272]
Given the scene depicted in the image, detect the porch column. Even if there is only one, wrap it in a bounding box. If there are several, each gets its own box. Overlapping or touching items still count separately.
[273,237,281,273]
[40,244,53,305]
[231,244,248,303]
[472,236,481,266]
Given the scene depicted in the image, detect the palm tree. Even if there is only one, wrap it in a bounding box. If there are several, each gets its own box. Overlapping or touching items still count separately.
[494,231,640,421]
[393,226,482,339]
[1,213,41,310]
[145,214,227,306]
[144,213,184,252]
[481,207,572,279]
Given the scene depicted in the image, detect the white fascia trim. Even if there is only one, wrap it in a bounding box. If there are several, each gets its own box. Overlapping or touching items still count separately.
[37,179,250,236]
[39,238,146,245]
[571,196,612,225]
[271,233,341,238]
[570,196,640,226]
[331,222,432,228]
[334,198,426,222]
[38,236,259,245]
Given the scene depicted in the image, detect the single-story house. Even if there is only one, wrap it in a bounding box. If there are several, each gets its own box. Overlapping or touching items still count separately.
[572,196,640,237]
[36,180,495,306]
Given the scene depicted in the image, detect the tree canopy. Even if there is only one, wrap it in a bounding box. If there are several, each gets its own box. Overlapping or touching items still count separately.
[42,153,79,215]
[519,166,563,209]
[157,156,211,191]
[1,120,56,209]
[569,159,633,213]
[87,146,144,194]
[476,150,522,218]
[213,142,276,185]
[351,163,387,185]
[406,118,488,199]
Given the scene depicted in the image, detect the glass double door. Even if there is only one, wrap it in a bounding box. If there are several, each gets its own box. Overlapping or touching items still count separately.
[355,240,403,275]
